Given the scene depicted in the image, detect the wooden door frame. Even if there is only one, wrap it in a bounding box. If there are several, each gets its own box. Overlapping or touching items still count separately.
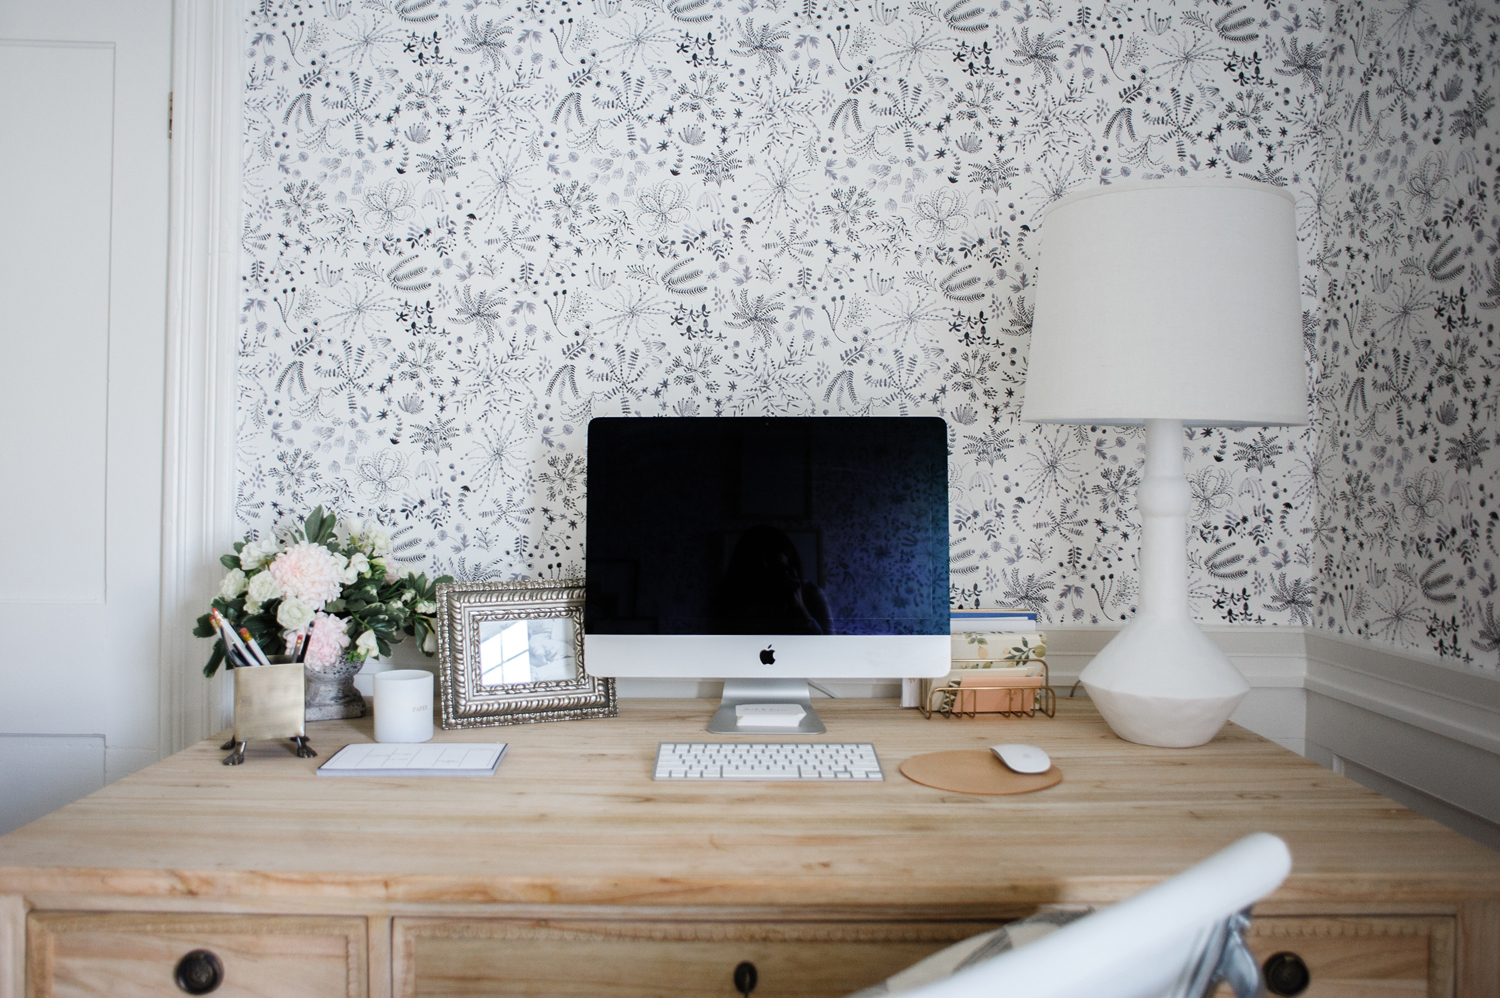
[160,0,243,755]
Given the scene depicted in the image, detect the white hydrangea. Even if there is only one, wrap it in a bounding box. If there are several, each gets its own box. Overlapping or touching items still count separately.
[348,519,394,558]
[366,526,393,558]
[219,568,248,600]
[239,536,281,570]
[277,595,315,631]
[244,570,283,613]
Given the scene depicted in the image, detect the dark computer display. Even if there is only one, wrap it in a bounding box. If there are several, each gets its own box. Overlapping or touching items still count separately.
[584,417,949,638]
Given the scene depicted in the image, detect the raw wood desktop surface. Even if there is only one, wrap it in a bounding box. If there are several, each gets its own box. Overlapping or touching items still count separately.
[2,698,1498,997]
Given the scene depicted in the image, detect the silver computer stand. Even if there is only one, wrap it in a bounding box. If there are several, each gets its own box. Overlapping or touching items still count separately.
[706,678,828,734]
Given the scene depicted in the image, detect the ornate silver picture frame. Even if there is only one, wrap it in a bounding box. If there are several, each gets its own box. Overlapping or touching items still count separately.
[435,579,616,728]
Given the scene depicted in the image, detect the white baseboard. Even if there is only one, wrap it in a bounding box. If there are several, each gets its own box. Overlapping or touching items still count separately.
[612,625,1311,698]
[1302,631,1500,756]
[1040,625,1312,690]
[1301,631,1500,847]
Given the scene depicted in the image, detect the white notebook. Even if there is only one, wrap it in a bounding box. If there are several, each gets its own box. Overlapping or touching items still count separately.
[316,742,507,777]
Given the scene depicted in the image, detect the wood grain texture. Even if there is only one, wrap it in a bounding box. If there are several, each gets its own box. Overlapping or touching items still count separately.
[1,699,1498,994]
[25,912,366,998]
[0,700,1495,910]
[1456,900,1500,998]
[393,918,999,998]
[369,916,391,998]
[1213,916,1453,998]
[2,895,25,998]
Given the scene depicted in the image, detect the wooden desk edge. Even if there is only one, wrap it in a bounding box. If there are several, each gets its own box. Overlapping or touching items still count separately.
[3,865,1499,908]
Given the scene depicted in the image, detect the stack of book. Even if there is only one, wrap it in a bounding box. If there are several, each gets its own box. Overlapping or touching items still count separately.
[905,609,1051,717]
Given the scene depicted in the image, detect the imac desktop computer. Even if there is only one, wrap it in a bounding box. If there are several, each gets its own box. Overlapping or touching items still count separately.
[584,416,950,733]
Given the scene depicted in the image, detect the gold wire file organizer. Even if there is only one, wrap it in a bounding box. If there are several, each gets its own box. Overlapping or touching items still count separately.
[919,659,1057,720]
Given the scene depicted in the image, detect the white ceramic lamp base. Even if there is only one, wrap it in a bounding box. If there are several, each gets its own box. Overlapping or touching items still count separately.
[1079,616,1248,748]
[1080,419,1250,748]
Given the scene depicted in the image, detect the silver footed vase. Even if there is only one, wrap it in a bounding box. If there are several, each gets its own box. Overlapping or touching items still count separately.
[303,651,366,721]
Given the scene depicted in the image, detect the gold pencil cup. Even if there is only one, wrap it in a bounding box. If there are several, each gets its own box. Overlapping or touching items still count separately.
[223,659,316,765]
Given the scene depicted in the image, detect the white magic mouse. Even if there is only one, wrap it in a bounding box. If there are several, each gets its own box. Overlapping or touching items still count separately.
[991,743,1051,774]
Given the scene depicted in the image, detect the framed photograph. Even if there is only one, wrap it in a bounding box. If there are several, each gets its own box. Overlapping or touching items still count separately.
[435,579,616,728]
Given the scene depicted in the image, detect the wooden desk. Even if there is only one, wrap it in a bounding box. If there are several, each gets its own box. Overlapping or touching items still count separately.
[3,699,1498,998]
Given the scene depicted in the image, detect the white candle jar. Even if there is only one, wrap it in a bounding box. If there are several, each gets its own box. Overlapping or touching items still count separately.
[373,669,435,743]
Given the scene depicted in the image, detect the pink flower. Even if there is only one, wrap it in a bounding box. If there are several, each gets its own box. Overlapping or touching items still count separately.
[303,613,351,668]
[267,541,345,609]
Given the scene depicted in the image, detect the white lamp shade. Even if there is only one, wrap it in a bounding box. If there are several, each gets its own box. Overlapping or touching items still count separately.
[1023,179,1306,426]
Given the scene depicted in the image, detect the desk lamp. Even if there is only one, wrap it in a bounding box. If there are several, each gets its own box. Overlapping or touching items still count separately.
[1022,179,1304,747]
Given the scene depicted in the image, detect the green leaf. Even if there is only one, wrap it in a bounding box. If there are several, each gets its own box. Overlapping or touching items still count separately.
[193,612,217,638]
[325,599,346,613]
[220,554,240,570]
[232,540,245,553]
[202,642,225,678]
[302,505,337,545]
[376,636,392,657]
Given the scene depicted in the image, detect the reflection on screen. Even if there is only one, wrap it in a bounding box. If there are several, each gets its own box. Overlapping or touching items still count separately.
[585,417,949,637]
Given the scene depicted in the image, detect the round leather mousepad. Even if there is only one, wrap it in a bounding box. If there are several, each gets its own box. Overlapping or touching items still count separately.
[899,750,1062,795]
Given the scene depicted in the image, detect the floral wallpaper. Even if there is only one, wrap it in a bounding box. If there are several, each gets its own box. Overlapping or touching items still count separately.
[239,0,1330,630]
[1312,0,1500,668]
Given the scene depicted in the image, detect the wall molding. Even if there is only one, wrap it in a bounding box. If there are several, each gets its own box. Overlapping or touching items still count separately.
[1303,631,1500,758]
[158,0,242,756]
[615,625,1320,700]
[1039,625,1312,690]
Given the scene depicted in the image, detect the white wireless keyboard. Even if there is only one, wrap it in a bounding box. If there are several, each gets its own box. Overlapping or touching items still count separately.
[654,742,883,780]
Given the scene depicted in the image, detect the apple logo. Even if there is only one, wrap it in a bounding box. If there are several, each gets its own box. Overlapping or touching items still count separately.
[759,645,776,665]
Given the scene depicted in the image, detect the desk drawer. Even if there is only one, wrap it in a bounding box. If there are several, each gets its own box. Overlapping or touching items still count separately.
[1218,916,1455,998]
[27,913,368,998]
[393,918,997,998]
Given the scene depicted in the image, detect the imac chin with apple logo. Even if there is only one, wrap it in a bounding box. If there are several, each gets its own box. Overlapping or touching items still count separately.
[584,416,950,735]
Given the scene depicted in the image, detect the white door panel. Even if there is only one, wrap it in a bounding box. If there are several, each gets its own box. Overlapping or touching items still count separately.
[0,1,172,822]
[0,41,113,604]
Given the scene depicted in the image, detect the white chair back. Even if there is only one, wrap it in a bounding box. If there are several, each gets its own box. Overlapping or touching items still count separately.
[897,832,1291,998]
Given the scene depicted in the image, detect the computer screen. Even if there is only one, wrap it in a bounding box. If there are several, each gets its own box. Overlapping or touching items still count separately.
[584,416,950,681]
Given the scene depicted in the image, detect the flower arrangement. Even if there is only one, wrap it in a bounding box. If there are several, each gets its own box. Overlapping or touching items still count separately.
[195,507,452,676]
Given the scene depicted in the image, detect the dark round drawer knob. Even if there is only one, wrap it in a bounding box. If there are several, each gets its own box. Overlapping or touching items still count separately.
[1263,951,1310,997]
[733,960,758,997]
[174,949,224,994]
